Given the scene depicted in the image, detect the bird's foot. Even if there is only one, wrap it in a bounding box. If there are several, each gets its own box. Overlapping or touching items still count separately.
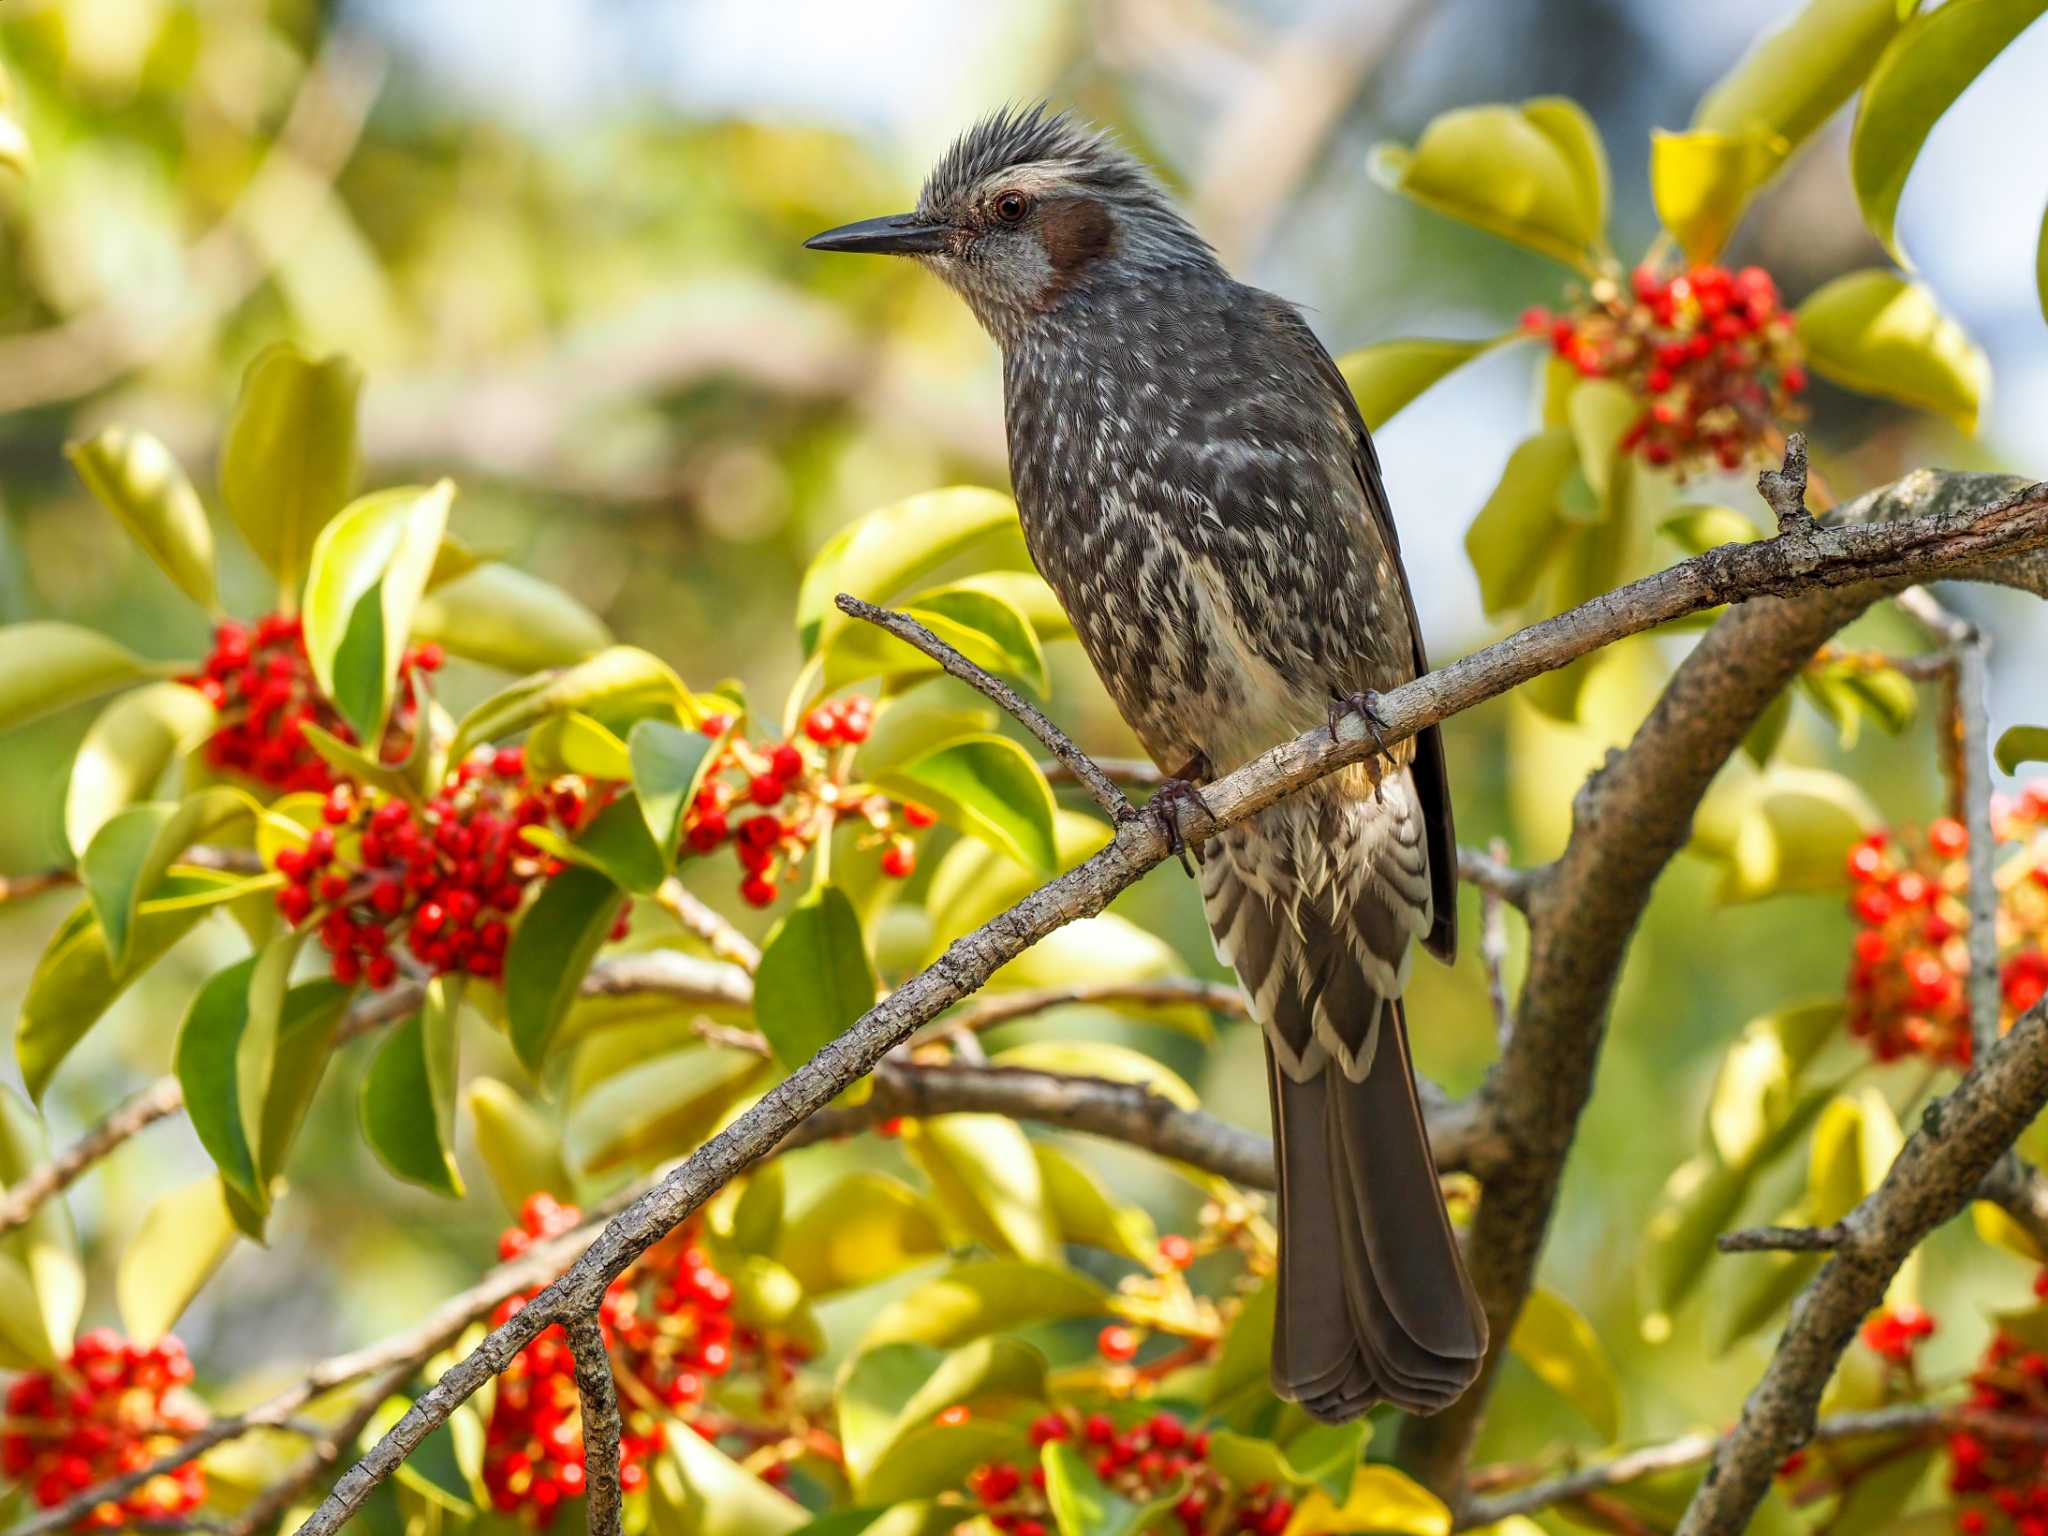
[1329,691,1392,801]
[1132,755,1212,877]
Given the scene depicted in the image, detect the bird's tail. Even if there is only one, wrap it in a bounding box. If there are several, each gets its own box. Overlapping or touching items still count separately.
[1264,1002,1486,1420]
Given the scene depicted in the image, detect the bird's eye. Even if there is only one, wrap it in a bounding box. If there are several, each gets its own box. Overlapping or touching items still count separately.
[993,192,1030,224]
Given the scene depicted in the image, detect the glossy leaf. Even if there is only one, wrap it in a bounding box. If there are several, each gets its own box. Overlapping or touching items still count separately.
[1372,100,1609,271]
[796,487,1021,656]
[884,734,1058,875]
[1696,0,1918,153]
[301,482,454,740]
[20,869,255,1102]
[1032,1142,1158,1261]
[506,864,628,1069]
[254,976,351,1188]
[81,788,250,968]
[410,560,611,673]
[1465,428,1577,616]
[466,1078,572,1219]
[67,427,216,608]
[1567,379,1642,512]
[1206,1421,1370,1505]
[116,1176,238,1344]
[908,1114,1060,1264]
[778,1172,946,1293]
[176,957,266,1204]
[631,718,719,865]
[0,623,157,732]
[1041,1441,1182,1536]
[360,978,464,1197]
[1996,724,2048,774]
[450,645,691,764]
[526,709,634,781]
[1337,337,1505,431]
[524,794,667,894]
[1708,767,1882,902]
[822,586,1048,695]
[1509,1288,1620,1440]
[991,1040,1198,1109]
[65,681,217,856]
[1851,0,2048,262]
[1796,270,1989,433]
[0,1086,83,1368]
[755,885,877,1072]
[867,1422,1033,1511]
[1808,1088,1903,1225]
[564,1044,767,1175]
[1706,1001,1846,1167]
[1661,503,1763,557]
[651,1418,808,1536]
[861,1259,1108,1351]
[839,1337,1047,1491]
[1650,130,1789,265]
[1283,1465,1451,1536]
[219,344,362,597]
[1207,1277,1276,1411]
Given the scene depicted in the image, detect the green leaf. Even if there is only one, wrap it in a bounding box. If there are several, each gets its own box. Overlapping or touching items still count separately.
[1509,1288,1620,1441]
[1567,379,1644,512]
[1207,1276,1276,1411]
[1706,1001,1846,1167]
[219,343,362,598]
[1705,767,1883,902]
[255,976,351,1188]
[1205,1421,1371,1505]
[884,734,1058,875]
[301,482,454,741]
[731,1162,786,1257]
[1997,724,2048,774]
[1465,429,1578,616]
[1696,0,1919,156]
[650,1420,808,1536]
[1371,100,1609,271]
[450,645,691,765]
[1337,337,1507,432]
[116,1176,239,1344]
[778,1172,946,1293]
[0,623,157,732]
[176,957,265,1204]
[1285,1465,1451,1536]
[0,1086,84,1368]
[868,1423,1034,1511]
[907,1114,1060,1264]
[1661,503,1763,556]
[755,886,877,1073]
[466,1078,572,1219]
[862,1259,1108,1350]
[1650,129,1790,265]
[1041,1441,1182,1536]
[81,788,251,968]
[990,1041,1198,1109]
[506,864,629,1070]
[65,681,217,857]
[823,587,1049,696]
[1809,1088,1903,1225]
[564,1044,768,1175]
[1032,1142,1158,1261]
[21,870,257,1102]
[411,561,612,673]
[839,1337,1048,1492]
[630,718,719,867]
[360,977,464,1197]
[797,487,1022,656]
[1851,0,2048,263]
[526,710,634,781]
[525,794,667,894]
[67,427,216,608]
[1796,271,1989,433]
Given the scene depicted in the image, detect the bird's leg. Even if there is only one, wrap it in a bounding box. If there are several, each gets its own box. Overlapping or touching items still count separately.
[1329,691,1391,802]
[1130,753,1213,877]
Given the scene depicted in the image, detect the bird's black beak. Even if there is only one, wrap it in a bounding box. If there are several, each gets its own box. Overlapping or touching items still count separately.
[803,213,952,256]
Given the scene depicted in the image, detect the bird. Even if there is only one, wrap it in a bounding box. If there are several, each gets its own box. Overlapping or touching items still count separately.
[805,105,1485,1421]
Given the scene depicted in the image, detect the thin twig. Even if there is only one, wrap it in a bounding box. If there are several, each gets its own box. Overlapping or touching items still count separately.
[1953,633,2001,1061]
[653,878,761,974]
[837,595,1134,824]
[566,1317,623,1536]
[1716,1222,1847,1253]
[0,1078,185,1237]
[1042,755,1163,790]
[1479,837,1513,1049]
[1757,432,1813,532]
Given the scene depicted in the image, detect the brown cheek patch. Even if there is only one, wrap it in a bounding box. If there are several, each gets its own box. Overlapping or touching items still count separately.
[1036,198,1115,307]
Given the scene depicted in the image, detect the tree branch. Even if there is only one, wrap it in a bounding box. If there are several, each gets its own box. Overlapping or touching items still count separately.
[0,1078,185,1238]
[280,466,2048,1536]
[566,1316,623,1536]
[1717,1223,1846,1254]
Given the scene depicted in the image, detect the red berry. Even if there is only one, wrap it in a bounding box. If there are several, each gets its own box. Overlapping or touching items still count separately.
[1158,1233,1195,1269]
[1097,1324,1140,1363]
[881,841,916,879]
[769,743,804,781]
[749,774,784,807]
[741,875,777,908]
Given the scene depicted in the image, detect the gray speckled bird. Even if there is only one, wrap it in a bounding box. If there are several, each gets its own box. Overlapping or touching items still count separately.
[806,106,1485,1421]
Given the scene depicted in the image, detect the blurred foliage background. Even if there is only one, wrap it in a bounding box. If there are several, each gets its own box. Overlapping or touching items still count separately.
[2,0,2046,1491]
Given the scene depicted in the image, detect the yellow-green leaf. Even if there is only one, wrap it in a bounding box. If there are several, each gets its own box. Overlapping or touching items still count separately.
[220,344,362,599]
[1567,378,1642,512]
[450,645,691,764]
[0,623,157,733]
[1809,1088,1903,1224]
[1710,767,1882,902]
[465,1078,571,1219]
[1372,101,1609,271]
[564,1044,768,1176]
[990,1040,1198,1109]
[861,1258,1108,1351]
[1042,1441,1182,1536]
[1032,1141,1158,1262]
[80,788,252,968]
[822,585,1048,696]
[1465,429,1577,616]
[778,1172,946,1293]
[116,1176,239,1344]
[798,487,1023,656]
[1338,337,1506,431]
[526,710,633,781]
[1206,1421,1371,1506]
[839,1337,1047,1493]
[301,481,454,741]
[1661,503,1764,557]
[67,428,216,608]
[1509,1288,1620,1440]
[1997,724,2048,775]
[1696,0,1920,154]
[1851,0,2048,262]
[650,1418,807,1536]
[883,734,1058,875]
[65,681,217,857]
[2038,202,2048,325]
[411,561,612,673]
[1796,270,1989,433]
[1283,1465,1450,1536]
[506,864,628,1069]
[360,978,464,1197]
[0,1085,83,1367]
[1650,129,1789,266]
[907,1115,1059,1264]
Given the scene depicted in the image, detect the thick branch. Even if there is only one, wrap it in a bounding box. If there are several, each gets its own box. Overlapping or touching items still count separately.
[1717,1223,1846,1254]
[281,468,2046,1535]
[566,1317,623,1536]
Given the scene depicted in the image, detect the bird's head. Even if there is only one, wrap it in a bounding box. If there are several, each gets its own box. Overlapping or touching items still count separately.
[804,105,1216,342]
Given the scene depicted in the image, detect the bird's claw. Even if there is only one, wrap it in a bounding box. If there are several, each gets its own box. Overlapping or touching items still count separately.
[1143,755,1212,876]
[1329,691,1392,801]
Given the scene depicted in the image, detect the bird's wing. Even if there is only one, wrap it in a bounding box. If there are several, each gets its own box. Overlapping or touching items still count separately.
[1262,298,1457,964]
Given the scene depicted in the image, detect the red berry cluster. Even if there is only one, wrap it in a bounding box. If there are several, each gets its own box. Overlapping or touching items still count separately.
[681,699,937,909]
[1860,1303,1936,1366]
[1844,787,2048,1068]
[483,1195,808,1526]
[272,748,625,989]
[179,613,439,794]
[2,1331,207,1530]
[964,1409,1294,1535]
[1521,262,1806,477]
[1946,1274,2048,1536]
